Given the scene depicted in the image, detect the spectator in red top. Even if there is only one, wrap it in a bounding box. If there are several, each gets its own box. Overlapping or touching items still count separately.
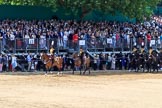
[73,33,79,51]
[147,32,151,49]
[73,33,78,42]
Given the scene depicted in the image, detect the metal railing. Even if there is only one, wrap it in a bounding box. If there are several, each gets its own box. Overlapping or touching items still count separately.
[0,37,161,54]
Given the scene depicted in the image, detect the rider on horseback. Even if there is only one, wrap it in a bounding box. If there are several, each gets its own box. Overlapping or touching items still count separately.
[50,46,55,64]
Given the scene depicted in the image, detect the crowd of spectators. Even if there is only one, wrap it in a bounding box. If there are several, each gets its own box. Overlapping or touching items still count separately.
[0,16,162,72]
[0,16,162,53]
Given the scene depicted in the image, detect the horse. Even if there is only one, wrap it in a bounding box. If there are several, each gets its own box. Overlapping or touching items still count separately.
[82,54,91,75]
[146,54,153,72]
[132,52,140,72]
[136,52,148,73]
[128,51,141,72]
[140,53,148,72]
[152,53,159,72]
[40,53,53,74]
[128,53,134,71]
[72,52,82,75]
[53,55,63,75]
[146,50,160,73]
[64,54,74,71]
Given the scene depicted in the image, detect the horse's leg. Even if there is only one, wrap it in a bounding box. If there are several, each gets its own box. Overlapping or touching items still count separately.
[134,64,136,72]
[156,64,159,73]
[49,64,52,74]
[129,63,132,72]
[83,66,89,75]
[142,64,144,72]
[61,69,63,76]
[143,64,146,72]
[79,66,82,75]
[46,66,50,74]
[57,67,60,75]
[152,64,155,72]
[58,68,63,76]
[43,64,47,75]
[89,67,90,75]
[47,64,52,74]
[60,68,63,76]
[147,64,149,72]
[49,67,53,74]
[83,67,86,75]
[45,67,47,75]
[150,65,152,73]
[145,63,147,72]
[72,67,75,74]
[149,65,152,73]
[137,64,139,72]
[50,67,53,74]
[48,66,50,73]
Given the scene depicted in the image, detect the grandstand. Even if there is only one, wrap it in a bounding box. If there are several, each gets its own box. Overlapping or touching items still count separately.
[0,5,161,56]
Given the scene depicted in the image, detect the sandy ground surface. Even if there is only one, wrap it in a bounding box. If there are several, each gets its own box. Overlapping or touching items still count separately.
[0,71,162,108]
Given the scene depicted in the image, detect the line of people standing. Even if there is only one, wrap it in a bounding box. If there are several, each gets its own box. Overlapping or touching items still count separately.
[91,53,131,71]
[0,53,40,72]
[0,53,18,72]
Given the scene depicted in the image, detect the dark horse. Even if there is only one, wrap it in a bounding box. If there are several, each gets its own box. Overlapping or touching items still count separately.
[132,52,140,72]
[152,52,159,72]
[146,54,153,72]
[146,50,159,73]
[140,52,148,72]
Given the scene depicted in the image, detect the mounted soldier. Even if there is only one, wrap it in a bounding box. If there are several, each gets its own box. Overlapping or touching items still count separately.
[50,46,55,57]
[146,54,153,72]
[152,50,159,72]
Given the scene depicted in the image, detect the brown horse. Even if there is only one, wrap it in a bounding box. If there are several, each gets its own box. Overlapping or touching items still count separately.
[72,52,82,74]
[41,53,53,74]
[83,55,91,75]
[53,56,63,75]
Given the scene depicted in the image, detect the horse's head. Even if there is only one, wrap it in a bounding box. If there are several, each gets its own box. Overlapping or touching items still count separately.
[53,56,63,69]
[54,57,58,62]
[41,53,49,61]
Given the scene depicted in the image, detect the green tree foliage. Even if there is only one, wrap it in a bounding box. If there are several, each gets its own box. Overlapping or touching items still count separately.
[0,0,161,20]
[0,0,57,6]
